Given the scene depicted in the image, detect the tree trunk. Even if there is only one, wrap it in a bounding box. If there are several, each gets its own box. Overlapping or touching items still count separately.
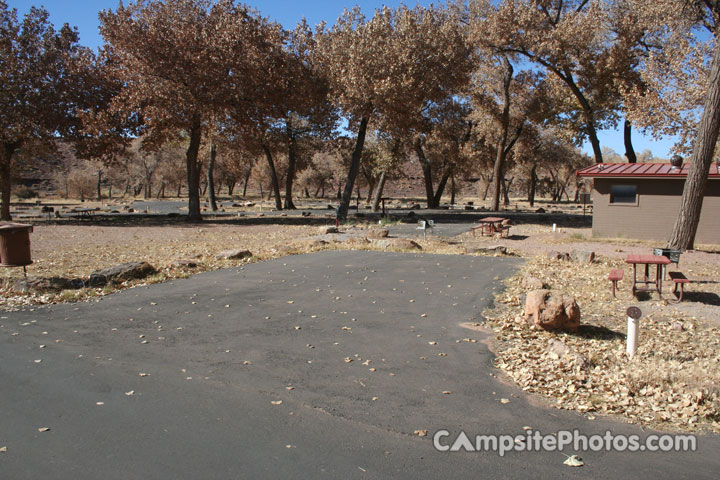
[528,164,537,207]
[503,176,513,206]
[366,181,375,203]
[0,144,15,221]
[242,168,251,197]
[482,178,491,201]
[337,116,369,220]
[284,133,297,209]
[372,171,388,212]
[208,142,218,211]
[262,144,283,210]
[450,175,456,206]
[433,170,451,207]
[668,38,720,250]
[97,170,102,201]
[554,67,604,164]
[624,119,637,163]
[415,137,436,208]
[157,183,165,199]
[185,117,203,222]
[227,181,235,196]
[304,187,310,198]
[491,58,517,211]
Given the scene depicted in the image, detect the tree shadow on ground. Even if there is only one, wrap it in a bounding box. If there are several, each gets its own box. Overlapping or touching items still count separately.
[571,324,626,340]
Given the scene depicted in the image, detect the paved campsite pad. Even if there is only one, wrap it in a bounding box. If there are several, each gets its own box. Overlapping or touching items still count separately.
[1,251,718,479]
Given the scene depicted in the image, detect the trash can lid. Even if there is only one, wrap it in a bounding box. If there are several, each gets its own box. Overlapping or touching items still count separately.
[0,222,33,233]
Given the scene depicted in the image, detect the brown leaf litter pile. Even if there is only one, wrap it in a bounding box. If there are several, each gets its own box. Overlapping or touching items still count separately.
[485,254,720,434]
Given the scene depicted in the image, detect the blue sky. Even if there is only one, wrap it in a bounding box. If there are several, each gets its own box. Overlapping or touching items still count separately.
[9,0,680,159]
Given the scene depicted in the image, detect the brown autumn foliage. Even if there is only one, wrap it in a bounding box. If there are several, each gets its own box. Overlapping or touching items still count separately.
[98,0,284,221]
[0,1,89,220]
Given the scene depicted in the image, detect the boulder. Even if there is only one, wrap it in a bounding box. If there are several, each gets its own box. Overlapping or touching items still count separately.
[373,238,422,251]
[366,228,390,239]
[216,249,252,260]
[524,289,580,331]
[547,251,570,261]
[10,276,84,293]
[320,226,339,234]
[535,207,546,213]
[570,249,595,263]
[88,262,156,287]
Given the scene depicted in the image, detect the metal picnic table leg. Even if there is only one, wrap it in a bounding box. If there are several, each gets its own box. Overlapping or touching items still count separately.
[657,264,663,296]
[632,263,637,296]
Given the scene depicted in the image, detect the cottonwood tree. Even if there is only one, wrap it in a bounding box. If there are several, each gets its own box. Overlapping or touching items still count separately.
[99,0,281,221]
[621,0,720,248]
[468,52,551,210]
[277,21,338,209]
[653,0,720,250]
[314,5,472,219]
[0,2,89,219]
[479,0,642,164]
[412,98,474,208]
[621,0,714,152]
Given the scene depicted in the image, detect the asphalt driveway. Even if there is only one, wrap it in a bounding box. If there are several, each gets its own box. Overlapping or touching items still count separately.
[1,251,718,479]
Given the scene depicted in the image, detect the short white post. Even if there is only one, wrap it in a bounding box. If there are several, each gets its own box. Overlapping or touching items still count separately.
[552,223,557,232]
[626,306,642,358]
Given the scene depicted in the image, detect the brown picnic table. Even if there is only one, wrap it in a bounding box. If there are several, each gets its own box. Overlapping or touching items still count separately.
[471,217,510,237]
[625,254,671,297]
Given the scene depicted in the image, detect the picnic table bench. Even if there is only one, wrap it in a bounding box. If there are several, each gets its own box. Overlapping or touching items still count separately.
[72,208,96,219]
[608,269,624,298]
[668,271,691,302]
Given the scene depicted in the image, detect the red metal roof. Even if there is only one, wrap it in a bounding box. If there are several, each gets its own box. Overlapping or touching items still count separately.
[577,162,720,178]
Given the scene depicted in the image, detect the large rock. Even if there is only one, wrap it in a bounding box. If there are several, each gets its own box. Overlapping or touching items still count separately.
[88,262,156,287]
[320,226,339,234]
[373,238,422,250]
[216,249,252,260]
[547,251,570,261]
[570,249,595,263]
[366,228,390,239]
[10,276,85,293]
[524,289,580,331]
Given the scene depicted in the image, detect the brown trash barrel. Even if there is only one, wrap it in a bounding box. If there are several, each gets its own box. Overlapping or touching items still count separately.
[0,223,33,266]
